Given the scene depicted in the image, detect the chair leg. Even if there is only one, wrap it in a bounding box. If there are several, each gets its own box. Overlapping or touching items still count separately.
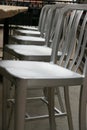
[7,103,14,130]
[56,87,65,112]
[79,85,87,130]
[44,87,65,113]
[14,80,27,130]
[64,86,73,130]
[47,88,56,130]
[2,77,11,130]
[43,88,48,100]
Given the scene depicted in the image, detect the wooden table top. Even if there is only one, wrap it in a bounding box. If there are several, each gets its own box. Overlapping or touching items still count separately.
[0,5,28,19]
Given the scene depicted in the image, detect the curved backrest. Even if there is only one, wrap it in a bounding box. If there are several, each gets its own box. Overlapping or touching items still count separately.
[69,13,87,73]
[48,3,68,46]
[50,4,87,76]
[44,3,67,46]
[64,11,87,77]
[39,4,52,33]
[37,5,48,30]
[58,10,83,67]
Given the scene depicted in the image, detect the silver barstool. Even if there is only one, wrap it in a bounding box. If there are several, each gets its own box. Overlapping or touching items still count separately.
[4,4,67,119]
[4,5,75,124]
[0,4,87,130]
[9,4,66,46]
[13,4,52,37]
[14,4,52,32]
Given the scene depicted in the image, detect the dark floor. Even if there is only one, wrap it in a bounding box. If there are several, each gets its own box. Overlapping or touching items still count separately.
[0,27,80,130]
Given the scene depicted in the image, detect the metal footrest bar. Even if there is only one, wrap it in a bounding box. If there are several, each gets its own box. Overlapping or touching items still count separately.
[40,97,63,114]
[7,97,64,115]
[7,96,45,102]
[25,112,67,121]
[7,98,15,103]
[7,96,67,121]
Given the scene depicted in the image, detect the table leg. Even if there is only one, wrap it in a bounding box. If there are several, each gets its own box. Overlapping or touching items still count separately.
[3,18,9,45]
[2,19,9,130]
[2,18,9,59]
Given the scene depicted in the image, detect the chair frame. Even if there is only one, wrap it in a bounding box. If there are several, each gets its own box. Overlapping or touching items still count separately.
[0,4,87,130]
[3,5,67,128]
[9,3,67,46]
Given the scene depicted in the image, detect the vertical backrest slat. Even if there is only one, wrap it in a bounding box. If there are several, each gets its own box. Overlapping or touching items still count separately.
[58,10,79,66]
[45,6,59,46]
[38,5,49,31]
[69,13,87,71]
[41,6,53,37]
[59,10,76,53]
[83,56,87,76]
[50,4,87,64]
[63,10,83,68]
[39,5,52,35]
[45,3,67,47]
[50,7,66,63]
[75,28,87,72]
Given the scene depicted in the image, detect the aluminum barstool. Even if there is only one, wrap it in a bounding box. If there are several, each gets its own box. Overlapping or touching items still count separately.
[0,4,87,130]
